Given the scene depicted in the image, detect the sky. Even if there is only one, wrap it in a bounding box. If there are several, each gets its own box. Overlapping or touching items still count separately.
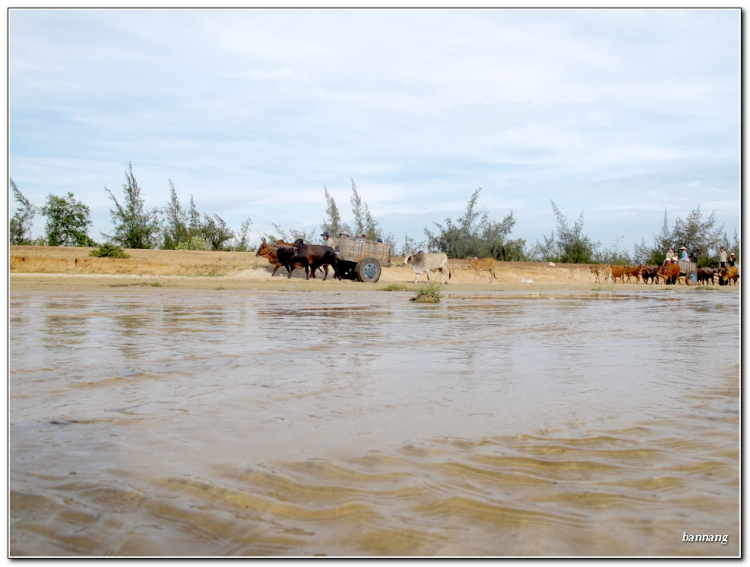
[8,8,740,254]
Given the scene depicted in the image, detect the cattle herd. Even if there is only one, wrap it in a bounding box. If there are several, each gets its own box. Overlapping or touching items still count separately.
[589,263,739,286]
[255,239,739,287]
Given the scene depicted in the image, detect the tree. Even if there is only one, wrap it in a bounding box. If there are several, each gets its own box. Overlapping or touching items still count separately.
[321,186,350,238]
[162,180,190,250]
[188,195,201,235]
[730,227,740,262]
[349,178,366,236]
[672,205,724,266]
[399,233,426,256]
[632,209,672,266]
[104,163,160,249]
[40,192,95,247]
[199,213,235,251]
[529,201,598,263]
[424,188,524,260]
[271,223,317,244]
[594,236,631,265]
[234,218,253,252]
[9,178,36,245]
[349,177,380,240]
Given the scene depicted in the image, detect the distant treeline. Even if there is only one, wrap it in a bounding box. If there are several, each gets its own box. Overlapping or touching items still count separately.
[9,164,740,268]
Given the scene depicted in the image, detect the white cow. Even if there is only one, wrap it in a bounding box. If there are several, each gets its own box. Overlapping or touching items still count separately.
[404,251,451,284]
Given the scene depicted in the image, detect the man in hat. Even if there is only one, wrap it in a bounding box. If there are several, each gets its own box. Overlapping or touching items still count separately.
[321,231,338,252]
[728,252,736,267]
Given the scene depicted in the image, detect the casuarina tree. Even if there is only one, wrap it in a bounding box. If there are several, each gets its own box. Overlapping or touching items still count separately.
[104,163,160,249]
[9,178,37,245]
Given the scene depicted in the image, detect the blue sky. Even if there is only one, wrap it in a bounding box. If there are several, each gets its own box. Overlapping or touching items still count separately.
[9,8,740,253]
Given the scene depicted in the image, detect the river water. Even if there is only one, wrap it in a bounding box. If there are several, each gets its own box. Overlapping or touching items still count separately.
[9,288,739,556]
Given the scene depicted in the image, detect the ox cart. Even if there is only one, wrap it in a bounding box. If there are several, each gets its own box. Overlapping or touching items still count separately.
[678,260,697,285]
[334,235,392,283]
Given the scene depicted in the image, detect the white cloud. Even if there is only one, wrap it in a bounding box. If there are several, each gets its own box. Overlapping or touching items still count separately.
[9,8,739,252]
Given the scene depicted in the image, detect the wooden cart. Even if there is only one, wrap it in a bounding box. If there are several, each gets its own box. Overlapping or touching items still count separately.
[678,260,698,285]
[334,235,392,283]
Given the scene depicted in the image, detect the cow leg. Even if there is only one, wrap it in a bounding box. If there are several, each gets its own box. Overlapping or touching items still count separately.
[322,264,329,281]
[272,263,282,277]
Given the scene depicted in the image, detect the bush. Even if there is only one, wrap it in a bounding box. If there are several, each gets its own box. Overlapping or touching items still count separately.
[90,243,130,258]
[40,192,95,247]
[410,281,442,303]
[176,235,210,251]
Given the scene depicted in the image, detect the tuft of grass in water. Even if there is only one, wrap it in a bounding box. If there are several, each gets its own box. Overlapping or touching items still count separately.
[379,283,409,291]
[150,281,163,287]
[696,285,719,291]
[410,281,442,303]
[591,283,615,292]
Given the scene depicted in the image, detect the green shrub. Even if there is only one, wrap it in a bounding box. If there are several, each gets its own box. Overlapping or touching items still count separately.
[89,243,130,258]
[410,281,442,303]
[176,235,210,251]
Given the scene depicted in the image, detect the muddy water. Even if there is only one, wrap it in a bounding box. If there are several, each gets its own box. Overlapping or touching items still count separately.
[10,289,739,556]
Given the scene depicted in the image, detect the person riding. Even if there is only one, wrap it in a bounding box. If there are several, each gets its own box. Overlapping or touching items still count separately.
[664,248,678,265]
[679,246,690,262]
[321,231,339,252]
[720,246,728,268]
[728,252,736,267]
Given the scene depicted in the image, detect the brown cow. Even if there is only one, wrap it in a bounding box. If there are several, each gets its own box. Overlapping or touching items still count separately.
[718,266,738,286]
[468,257,497,282]
[623,265,643,284]
[590,264,612,284]
[658,262,681,285]
[256,238,309,278]
[609,265,627,284]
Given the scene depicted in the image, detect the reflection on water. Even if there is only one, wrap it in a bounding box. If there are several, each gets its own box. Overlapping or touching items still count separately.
[10,289,739,556]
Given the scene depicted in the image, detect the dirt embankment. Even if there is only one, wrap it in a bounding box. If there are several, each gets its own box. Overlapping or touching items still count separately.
[9,246,735,293]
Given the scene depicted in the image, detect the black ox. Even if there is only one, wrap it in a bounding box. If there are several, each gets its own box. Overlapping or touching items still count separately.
[293,239,340,281]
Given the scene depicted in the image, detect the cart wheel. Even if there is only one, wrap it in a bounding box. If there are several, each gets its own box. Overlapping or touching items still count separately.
[686,270,697,285]
[357,258,381,283]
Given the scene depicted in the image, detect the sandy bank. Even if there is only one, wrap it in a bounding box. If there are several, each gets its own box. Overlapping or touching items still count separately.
[10,245,737,293]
